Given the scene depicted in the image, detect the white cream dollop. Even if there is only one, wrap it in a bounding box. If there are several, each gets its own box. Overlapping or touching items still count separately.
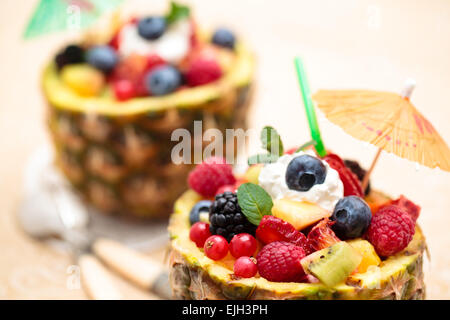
[258,151,344,212]
[118,19,191,64]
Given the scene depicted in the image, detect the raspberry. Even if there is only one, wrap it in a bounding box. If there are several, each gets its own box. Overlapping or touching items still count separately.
[306,218,340,253]
[209,192,256,241]
[188,157,236,197]
[215,184,237,195]
[256,241,306,282]
[323,153,364,197]
[185,57,222,86]
[256,215,308,252]
[389,195,420,222]
[366,205,415,257]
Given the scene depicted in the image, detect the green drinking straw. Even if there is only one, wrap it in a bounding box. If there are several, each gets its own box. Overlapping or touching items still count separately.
[294,57,327,157]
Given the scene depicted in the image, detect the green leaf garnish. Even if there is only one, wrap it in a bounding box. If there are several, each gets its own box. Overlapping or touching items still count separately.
[237,183,273,225]
[247,153,279,165]
[166,1,190,24]
[261,126,284,156]
[295,140,317,153]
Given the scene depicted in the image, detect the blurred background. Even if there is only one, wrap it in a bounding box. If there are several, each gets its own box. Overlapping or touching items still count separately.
[0,0,449,299]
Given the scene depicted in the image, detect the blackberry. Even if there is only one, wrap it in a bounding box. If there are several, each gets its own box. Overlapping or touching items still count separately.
[344,159,371,196]
[209,192,256,242]
[55,44,85,70]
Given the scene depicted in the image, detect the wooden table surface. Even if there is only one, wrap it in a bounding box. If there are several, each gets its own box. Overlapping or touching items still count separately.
[0,0,449,299]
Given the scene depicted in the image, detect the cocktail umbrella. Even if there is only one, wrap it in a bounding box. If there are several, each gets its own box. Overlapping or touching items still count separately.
[23,0,124,39]
[311,79,450,189]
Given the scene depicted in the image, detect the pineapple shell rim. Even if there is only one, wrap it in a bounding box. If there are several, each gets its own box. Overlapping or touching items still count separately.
[42,42,254,116]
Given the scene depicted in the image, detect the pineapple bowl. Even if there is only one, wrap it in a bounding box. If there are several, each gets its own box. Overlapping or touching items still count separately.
[169,190,426,300]
[168,128,426,300]
[42,3,254,218]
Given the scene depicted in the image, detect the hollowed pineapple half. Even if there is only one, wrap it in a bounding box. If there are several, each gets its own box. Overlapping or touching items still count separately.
[168,190,426,300]
[43,43,254,219]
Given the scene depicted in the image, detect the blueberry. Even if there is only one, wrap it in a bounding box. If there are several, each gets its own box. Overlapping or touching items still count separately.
[331,196,372,239]
[285,155,327,192]
[145,65,182,96]
[138,16,167,40]
[189,200,212,225]
[211,28,236,49]
[86,45,118,73]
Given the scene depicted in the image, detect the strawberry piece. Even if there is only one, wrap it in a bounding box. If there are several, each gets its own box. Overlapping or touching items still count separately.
[111,54,151,97]
[109,32,120,50]
[215,179,245,196]
[185,57,222,86]
[323,153,364,197]
[285,147,298,155]
[256,216,308,252]
[189,18,199,50]
[306,218,341,253]
[146,54,166,71]
[381,195,421,222]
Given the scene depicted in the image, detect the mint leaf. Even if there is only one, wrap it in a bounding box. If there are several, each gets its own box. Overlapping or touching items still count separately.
[295,140,317,153]
[166,1,190,24]
[261,126,284,156]
[247,153,279,165]
[237,183,273,225]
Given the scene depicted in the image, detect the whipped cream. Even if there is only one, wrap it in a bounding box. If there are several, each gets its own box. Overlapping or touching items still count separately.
[258,151,344,212]
[118,19,191,64]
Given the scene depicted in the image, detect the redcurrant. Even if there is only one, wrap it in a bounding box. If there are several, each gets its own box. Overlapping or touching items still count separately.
[189,222,211,248]
[229,233,257,258]
[204,235,229,260]
[234,256,257,278]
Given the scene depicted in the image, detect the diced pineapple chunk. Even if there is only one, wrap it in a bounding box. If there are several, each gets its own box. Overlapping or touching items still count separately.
[244,164,263,185]
[272,198,331,231]
[61,64,105,97]
[347,239,381,274]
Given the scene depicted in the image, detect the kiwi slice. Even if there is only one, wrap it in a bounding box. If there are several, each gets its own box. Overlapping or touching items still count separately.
[301,242,362,287]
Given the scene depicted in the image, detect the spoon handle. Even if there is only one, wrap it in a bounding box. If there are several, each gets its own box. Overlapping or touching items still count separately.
[78,254,123,300]
[92,238,171,299]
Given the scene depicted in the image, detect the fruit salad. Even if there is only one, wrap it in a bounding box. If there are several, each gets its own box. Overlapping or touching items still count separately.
[43,2,254,218]
[168,127,426,299]
[53,3,238,100]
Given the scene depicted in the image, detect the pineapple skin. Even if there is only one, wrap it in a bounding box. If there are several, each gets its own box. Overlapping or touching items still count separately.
[168,190,426,300]
[44,44,254,219]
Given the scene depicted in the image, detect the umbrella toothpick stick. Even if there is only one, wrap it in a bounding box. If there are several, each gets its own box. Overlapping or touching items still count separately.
[361,78,416,191]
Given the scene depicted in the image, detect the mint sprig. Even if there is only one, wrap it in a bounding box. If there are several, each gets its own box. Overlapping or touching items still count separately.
[261,126,284,156]
[247,153,279,165]
[247,126,315,165]
[237,183,273,225]
[247,126,284,165]
[295,140,317,153]
[166,1,190,24]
